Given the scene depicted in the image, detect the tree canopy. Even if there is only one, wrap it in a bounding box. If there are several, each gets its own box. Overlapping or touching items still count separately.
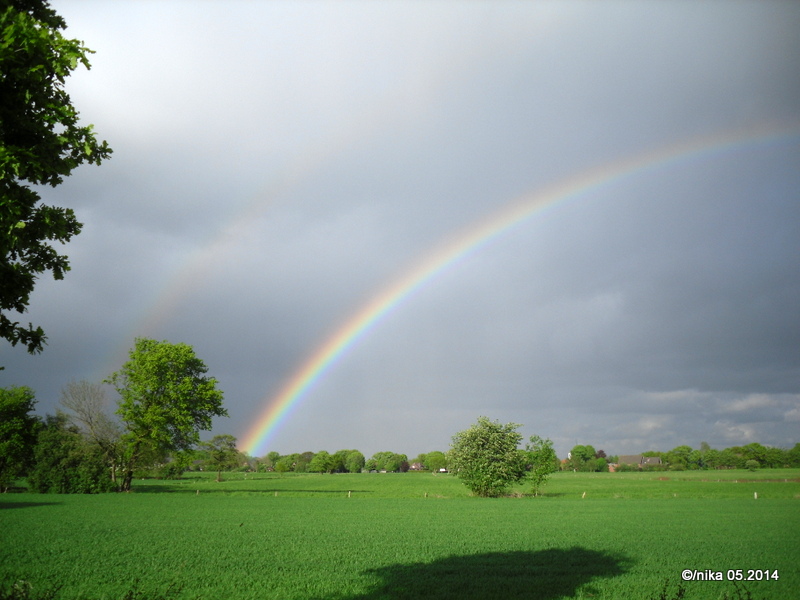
[106,338,226,491]
[525,435,558,496]
[1,0,112,356]
[448,416,527,497]
[199,434,240,482]
[0,385,40,491]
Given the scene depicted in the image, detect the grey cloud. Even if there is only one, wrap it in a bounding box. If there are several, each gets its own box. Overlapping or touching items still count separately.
[3,1,798,459]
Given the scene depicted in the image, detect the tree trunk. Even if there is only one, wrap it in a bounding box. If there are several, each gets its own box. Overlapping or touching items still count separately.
[120,469,133,492]
[118,439,141,492]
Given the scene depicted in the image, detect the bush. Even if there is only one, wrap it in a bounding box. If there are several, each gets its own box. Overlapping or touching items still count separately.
[448,417,526,497]
[28,416,115,494]
[158,463,184,480]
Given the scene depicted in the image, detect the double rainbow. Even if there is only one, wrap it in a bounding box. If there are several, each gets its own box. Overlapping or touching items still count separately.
[234,123,798,456]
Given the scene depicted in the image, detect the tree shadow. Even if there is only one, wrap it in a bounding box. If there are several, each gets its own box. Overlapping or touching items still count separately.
[130,483,373,495]
[319,547,630,600]
[0,500,62,509]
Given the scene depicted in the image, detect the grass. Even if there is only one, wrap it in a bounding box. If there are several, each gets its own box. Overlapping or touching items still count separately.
[1,470,798,599]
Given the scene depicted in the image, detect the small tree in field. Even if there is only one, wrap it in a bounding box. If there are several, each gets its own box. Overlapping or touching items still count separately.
[199,434,239,482]
[525,435,558,496]
[448,416,526,497]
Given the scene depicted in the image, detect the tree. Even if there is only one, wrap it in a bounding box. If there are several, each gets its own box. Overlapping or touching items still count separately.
[0,386,40,491]
[525,435,558,496]
[199,434,239,482]
[568,445,600,472]
[59,380,121,483]
[448,416,526,497]
[787,443,800,467]
[345,450,365,473]
[274,456,293,473]
[369,451,394,472]
[1,1,111,357]
[665,445,693,470]
[383,453,408,473]
[105,338,226,491]
[264,451,281,470]
[330,450,348,473]
[309,450,332,473]
[423,451,448,472]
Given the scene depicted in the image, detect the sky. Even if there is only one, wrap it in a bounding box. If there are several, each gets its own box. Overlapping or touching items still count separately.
[2,1,799,460]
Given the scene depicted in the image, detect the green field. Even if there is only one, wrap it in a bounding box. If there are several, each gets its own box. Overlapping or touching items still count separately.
[1,470,798,599]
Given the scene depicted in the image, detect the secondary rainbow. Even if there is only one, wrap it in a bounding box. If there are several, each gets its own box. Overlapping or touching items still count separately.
[241,123,800,456]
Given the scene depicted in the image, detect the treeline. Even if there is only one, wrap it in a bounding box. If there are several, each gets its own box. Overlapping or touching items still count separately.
[562,442,800,472]
[624,442,800,471]
[247,450,449,474]
[1,339,228,493]
[5,369,799,495]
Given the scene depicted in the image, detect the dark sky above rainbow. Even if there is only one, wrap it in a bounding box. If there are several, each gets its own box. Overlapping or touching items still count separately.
[3,1,799,459]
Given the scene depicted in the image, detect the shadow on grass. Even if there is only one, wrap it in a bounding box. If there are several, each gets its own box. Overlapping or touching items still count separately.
[130,483,373,495]
[0,500,62,509]
[319,547,631,600]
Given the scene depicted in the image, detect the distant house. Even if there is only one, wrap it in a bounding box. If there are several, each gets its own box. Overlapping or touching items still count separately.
[409,462,424,471]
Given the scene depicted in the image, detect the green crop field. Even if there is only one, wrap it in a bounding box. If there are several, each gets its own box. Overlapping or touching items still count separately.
[2,470,798,599]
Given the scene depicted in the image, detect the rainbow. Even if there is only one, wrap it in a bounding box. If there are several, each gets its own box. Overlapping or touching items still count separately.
[237,123,799,456]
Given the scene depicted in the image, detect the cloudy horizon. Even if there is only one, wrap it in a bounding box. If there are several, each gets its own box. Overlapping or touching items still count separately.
[2,1,799,459]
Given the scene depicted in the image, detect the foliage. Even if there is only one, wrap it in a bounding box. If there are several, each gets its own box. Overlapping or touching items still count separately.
[344,449,365,473]
[365,451,408,473]
[525,435,558,495]
[274,456,293,473]
[648,580,686,600]
[0,0,111,357]
[611,443,800,471]
[308,450,331,473]
[59,380,119,447]
[448,416,526,497]
[59,380,121,484]
[157,462,185,480]
[0,386,40,491]
[198,434,239,482]
[568,444,610,472]
[27,414,115,493]
[415,450,448,472]
[570,444,596,463]
[105,338,226,491]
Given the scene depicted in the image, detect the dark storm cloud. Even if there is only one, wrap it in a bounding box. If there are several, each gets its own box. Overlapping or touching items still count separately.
[2,1,798,458]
